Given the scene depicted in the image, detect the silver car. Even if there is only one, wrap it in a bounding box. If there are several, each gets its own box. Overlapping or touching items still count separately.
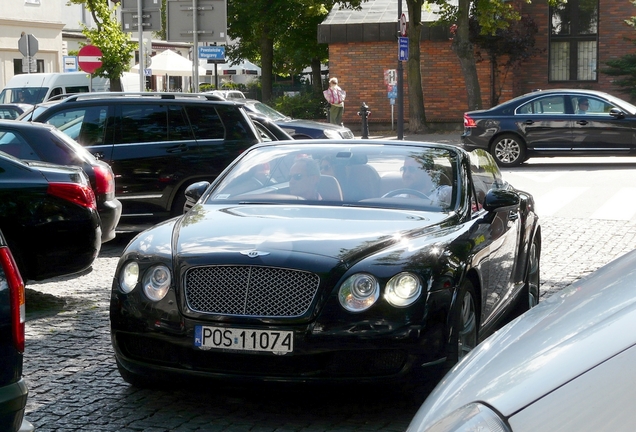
[407,247,636,432]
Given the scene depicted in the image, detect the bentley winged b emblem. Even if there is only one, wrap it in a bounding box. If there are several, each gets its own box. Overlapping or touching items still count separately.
[240,250,270,258]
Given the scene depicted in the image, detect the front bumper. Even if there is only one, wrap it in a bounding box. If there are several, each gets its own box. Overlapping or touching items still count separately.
[112,322,447,385]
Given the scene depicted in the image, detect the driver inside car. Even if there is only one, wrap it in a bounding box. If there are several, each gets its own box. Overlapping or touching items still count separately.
[398,157,452,207]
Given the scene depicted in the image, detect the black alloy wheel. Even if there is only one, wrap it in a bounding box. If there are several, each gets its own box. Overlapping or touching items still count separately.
[491,134,527,167]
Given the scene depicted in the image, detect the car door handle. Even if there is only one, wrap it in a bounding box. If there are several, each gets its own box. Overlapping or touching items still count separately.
[525,120,534,125]
[576,120,588,125]
[508,211,518,221]
[92,152,104,160]
[166,144,188,153]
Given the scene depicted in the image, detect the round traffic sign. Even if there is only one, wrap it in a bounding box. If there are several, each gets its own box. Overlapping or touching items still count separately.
[400,13,407,37]
[78,45,103,74]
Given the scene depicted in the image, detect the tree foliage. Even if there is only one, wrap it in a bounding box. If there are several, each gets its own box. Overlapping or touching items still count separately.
[227,0,366,103]
[470,14,542,106]
[66,0,136,91]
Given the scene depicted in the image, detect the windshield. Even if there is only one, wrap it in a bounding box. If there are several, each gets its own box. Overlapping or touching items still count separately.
[206,143,460,212]
[249,102,288,121]
[0,87,49,104]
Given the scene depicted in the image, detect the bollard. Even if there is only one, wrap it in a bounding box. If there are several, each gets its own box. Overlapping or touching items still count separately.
[357,102,371,139]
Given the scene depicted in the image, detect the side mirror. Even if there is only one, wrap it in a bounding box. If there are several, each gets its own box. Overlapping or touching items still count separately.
[184,181,211,212]
[609,108,625,119]
[483,189,520,212]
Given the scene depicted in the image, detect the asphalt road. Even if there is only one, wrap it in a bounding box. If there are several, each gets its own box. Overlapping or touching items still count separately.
[22,151,636,431]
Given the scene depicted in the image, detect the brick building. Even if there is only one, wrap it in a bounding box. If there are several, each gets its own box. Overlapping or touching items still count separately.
[318,0,635,129]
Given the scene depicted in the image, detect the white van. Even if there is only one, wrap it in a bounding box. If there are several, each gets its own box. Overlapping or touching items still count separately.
[0,72,109,104]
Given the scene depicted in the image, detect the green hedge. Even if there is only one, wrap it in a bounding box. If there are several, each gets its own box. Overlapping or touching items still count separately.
[272,92,329,120]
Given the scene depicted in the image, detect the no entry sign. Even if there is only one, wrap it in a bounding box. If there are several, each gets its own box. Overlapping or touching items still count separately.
[78,45,103,74]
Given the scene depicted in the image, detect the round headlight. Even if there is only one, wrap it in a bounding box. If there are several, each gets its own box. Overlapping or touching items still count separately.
[323,129,340,139]
[119,261,139,293]
[338,273,380,312]
[142,265,172,301]
[385,273,422,307]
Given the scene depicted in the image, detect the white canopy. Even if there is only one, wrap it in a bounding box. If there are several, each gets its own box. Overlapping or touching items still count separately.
[130,49,207,76]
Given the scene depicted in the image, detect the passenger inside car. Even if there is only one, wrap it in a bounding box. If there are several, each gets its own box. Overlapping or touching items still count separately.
[289,157,322,200]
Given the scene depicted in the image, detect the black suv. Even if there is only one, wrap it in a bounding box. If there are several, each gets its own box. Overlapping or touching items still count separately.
[24,93,261,230]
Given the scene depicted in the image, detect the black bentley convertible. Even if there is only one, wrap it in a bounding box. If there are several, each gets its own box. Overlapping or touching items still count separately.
[110,140,541,387]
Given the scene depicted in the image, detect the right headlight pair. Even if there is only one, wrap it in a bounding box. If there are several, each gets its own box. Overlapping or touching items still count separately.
[338,272,422,312]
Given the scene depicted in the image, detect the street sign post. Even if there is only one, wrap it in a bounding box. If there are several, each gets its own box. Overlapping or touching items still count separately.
[18,34,38,57]
[78,45,103,94]
[400,13,407,37]
[18,33,39,73]
[78,45,103,74]
[199,45,225,61]
[166,0,227,43]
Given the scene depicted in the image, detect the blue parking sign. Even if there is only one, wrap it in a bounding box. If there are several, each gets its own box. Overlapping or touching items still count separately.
[399,37,409,61]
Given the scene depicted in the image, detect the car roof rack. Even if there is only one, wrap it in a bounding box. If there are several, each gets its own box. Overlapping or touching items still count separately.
[58,92,232,103]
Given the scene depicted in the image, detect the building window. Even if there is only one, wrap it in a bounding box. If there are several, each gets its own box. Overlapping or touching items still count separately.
[549,0,598,81]
[13,59,44,75]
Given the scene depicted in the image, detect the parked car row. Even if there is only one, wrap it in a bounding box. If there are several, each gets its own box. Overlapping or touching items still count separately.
[20,92,265,230]
[0,120,120,242]
[0,151,101,281]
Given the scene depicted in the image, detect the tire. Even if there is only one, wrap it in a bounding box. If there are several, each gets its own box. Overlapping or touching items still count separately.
[490,134,526,167]
[517,236,541,314]
[446,280,478,367]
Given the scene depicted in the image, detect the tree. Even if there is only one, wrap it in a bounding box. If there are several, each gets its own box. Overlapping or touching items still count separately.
[602,0,636,102]
[406,0,427,133]
[67,0,137,91]
[432,0,562,112]
[470,15,542,106]
[227,0,366,103]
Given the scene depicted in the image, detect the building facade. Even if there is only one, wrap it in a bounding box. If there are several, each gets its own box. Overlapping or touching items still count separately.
[319,0,636,128]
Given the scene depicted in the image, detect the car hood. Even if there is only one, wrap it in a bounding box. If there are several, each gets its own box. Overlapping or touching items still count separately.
[173,204,451,267]
[279,118,348,131]
[408,248,636,430]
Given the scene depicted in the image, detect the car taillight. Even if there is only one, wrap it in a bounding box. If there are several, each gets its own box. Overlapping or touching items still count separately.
[464,114,477,128]
[48,182,97,210]
[0,246,25,353]
[92,164,116,198]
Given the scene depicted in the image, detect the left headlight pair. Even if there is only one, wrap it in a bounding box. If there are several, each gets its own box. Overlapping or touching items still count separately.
[119,261,172,301]
[338,272,422,312]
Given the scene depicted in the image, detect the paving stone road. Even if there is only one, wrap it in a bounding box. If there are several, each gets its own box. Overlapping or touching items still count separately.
[21,215,636,431]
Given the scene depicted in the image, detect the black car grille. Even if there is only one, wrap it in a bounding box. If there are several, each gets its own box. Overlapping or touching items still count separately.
[184,266,320,317]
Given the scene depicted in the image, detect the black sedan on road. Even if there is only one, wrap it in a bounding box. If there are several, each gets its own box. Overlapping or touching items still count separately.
[110,140,540,388]
[0,152,101,281]
[0,120,121,242]
[462,89,636,167]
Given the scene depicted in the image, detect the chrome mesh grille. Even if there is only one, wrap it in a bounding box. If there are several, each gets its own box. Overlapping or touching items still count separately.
[185,266,320,317]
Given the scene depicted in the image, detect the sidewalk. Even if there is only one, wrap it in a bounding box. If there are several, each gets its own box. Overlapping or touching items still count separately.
[355,130,463,144]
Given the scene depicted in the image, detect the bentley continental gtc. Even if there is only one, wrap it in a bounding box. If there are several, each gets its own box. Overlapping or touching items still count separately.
[110,140,541,387]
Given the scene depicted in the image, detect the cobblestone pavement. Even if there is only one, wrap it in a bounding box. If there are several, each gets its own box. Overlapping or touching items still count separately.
[22,216,636,431]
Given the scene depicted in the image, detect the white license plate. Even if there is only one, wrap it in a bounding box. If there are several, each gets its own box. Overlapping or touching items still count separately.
[194,326,293,353]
